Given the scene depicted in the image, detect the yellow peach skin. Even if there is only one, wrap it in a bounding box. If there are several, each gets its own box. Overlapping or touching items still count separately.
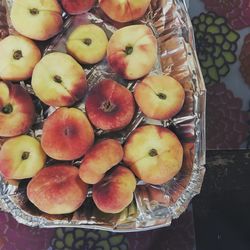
[107,25,157,80]
[66,24,109,64]
[93,166,136,213]
[123,125,183,185]
[27,165,88,214]
[134,75,185,120]
[10,0,63,41]
[99,0,151,23]
[79,139,124,184]
[41,107,94,161]
[32,52,87,107]
[0,135,46,179]
[0,35,41,81]
[0,81,35,137]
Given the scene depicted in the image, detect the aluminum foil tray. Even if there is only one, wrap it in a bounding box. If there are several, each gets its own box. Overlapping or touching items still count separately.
[0,0,206,232]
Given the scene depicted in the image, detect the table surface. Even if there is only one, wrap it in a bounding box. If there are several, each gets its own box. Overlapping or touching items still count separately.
[1,0,250,249]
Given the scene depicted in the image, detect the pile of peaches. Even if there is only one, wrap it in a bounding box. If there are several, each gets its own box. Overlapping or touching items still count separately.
[0,0,186,215]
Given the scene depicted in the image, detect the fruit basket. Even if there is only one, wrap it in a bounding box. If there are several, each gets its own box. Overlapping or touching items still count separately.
[0,0,206,231]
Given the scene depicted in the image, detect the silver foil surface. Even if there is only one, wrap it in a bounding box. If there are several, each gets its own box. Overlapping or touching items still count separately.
[0,0,206,232]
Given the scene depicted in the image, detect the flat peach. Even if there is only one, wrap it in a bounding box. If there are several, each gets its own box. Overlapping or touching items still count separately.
[93,166,136,213]
[85,79,135,131]
[107,25,157,80]
[134,75,185,120]
[10,0,63,41]
[62,0,95,15]
[0,81,35,137]
[124,125,183,185]
[99,0,151,23]
[27,165,88,214]
[66,24,108,64]
[79,139,123,184]
[32,52,87,107]
[0,35,41,81]
[0,135,46,179]
[41,107,94,161]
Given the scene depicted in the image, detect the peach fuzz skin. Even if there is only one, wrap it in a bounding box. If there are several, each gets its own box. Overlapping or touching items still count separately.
[107,25,157,80]
[41,107,94,161]
[31,52,87,107]
[10,0,63,41]
[134,75,185,120]
[99,0,151,23]
[0,35,41,81]
[27,165,88,214]
[85,79,135,131]
[93,166,136,213]
[79,139,123,184]
[123,125,183,185]
[0,81,35,137]
[62,0,95,15]
[0,135,46,180]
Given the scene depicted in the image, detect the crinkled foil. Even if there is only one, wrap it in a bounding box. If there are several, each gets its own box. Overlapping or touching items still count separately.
[0,0,206,232]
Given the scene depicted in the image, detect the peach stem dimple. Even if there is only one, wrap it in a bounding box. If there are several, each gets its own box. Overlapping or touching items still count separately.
[1,104,13,114]
[83,38,92,46]
[13,50,23,60]
[29,8,39,15]
[22,152,30,160]
[100,100,116,113]
[157,93,167,100]
[53,75,62,84]
[149,149,158,157]
[125,46,133,55]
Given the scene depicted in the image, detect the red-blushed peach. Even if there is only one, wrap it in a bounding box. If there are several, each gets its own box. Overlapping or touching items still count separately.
[93,166,136,213]
[41,107,94,161]
[0,81,35,137]
[10,0,63,41]
[32,52,87,107]
[107,25,157,80]
[0,35,41,81]
[79,139,123,184]
[123,125,183,185]
[66,24,108,64]
[134,75,185,120]
[85,79,135,131]
[99,0,151,23]
[62,0,95,15]
[0,135,46,179]
[27,165,88,214]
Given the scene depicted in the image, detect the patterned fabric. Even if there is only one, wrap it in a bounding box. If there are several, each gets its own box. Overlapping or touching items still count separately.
[190,0,250,149]
[192,12,239,85]
[203,0,250,30]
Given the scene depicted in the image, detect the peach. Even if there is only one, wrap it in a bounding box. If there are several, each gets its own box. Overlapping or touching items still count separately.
[0,135,46,179]
[123,125,183,185]
[134,75,185,120]
[62,0,95,15]
[79,139,123,184]
[85,79,135,131]
[32,52,87,107]
[107,25,157,80]
[93,166,136,213]
[41,107,94,161]
[99,0,151,23]
[0,35,41,81]
[0,81,35,137]
[66,24,108,64]
[10,0,63,41]
[27,165,88,214]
